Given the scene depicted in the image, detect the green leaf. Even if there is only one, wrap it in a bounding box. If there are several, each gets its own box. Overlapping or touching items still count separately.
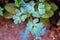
[0,7,3,16]
[25,0,29,2]
[15,0,22,7]
[3,11,14,19]
[40,18,50,27]
[43,2,51,11]
[5,3,16,15]
[50,2,58,11]
[41,10,54,18]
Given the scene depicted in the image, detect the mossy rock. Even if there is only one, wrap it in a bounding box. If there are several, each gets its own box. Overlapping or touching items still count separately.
[5,3,16,15]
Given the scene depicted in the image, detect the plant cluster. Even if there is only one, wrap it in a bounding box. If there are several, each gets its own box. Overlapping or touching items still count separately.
[0,0,58,40]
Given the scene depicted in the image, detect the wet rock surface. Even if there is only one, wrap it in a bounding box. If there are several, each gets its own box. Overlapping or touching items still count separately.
[0,17,60,40]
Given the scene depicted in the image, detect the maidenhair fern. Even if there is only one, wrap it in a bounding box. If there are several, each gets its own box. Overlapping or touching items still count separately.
[12,0,55,40]
[39,0,45,2]
[38,3,45,15]
[13,9,27,24]
[13,0,54,39]
[26,18,46,37]
[19,30,30,40]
